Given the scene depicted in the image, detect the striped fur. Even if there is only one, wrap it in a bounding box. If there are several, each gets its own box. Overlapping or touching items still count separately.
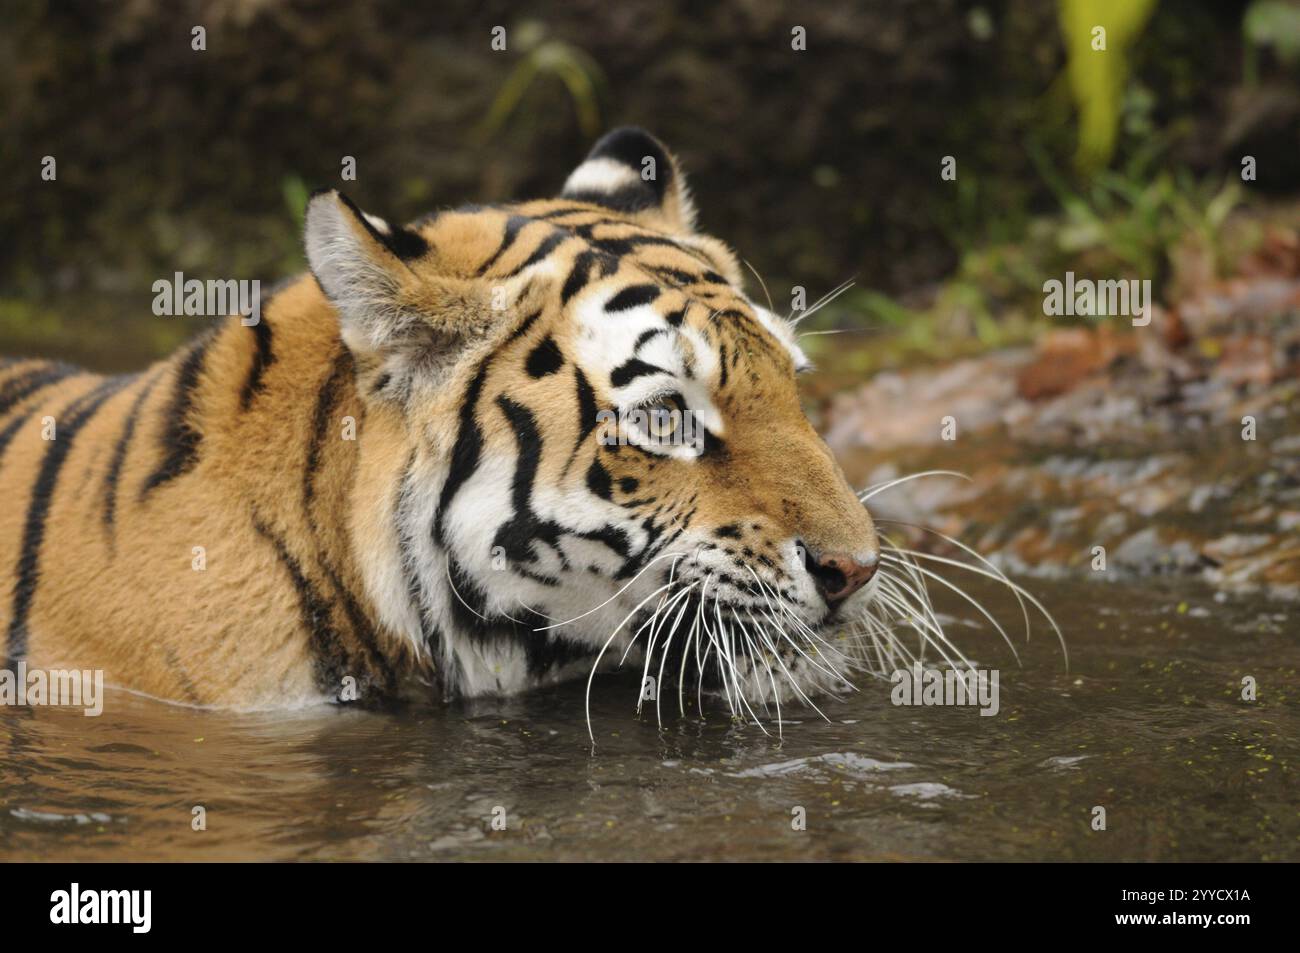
[0,128,879,708]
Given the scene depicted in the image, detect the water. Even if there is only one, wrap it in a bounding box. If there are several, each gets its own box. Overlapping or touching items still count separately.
[1,580,1295,861]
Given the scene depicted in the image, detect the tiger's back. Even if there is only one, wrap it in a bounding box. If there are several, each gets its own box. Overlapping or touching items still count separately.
[0,275,414,707]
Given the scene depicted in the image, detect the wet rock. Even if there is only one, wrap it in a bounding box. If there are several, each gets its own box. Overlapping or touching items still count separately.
[1203,534,1275,560]
[1111,528,1202,575]
[824,351,1022,451]
[1188,483,1231,513]
[1217,335,1276,387]
[1016,325,1134,400]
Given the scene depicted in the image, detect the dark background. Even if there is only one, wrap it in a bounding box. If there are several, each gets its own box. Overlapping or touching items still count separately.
[2,0,1297,368]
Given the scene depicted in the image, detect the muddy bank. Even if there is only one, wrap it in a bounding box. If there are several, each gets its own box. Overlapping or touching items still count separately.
[818,266,1300,599]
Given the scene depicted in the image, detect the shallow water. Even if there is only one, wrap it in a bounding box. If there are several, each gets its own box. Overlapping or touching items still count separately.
[0,579,1295,862]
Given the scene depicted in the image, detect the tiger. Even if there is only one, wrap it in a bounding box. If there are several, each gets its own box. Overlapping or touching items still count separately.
[0,128,888,715]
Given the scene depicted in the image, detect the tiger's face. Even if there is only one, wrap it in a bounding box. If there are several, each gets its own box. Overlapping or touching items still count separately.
[304,128,880,708]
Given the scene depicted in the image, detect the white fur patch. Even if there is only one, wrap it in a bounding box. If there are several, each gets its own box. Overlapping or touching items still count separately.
[751,304,809,370]
[362,212,392,235]
[562,157,641,197]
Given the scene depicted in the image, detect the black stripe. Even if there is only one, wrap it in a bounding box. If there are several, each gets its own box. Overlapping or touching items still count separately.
[586,459,612,500]
[6,376,130,664]
[561,249,619,304]
[292,350,396,694]
[491,395,567,571]
[649,266,713,287]
[505,308,543,344]
[608,237,718,273]
[633,328,667,351]
[476,215,531,276]
[570,367,599,462]
[433,359,489,546]
[578,523,633,561]
[567,227,709,270]
[498,394,545,516]
[303,349,354,513]
[525,336,564,378]
[0,409,38,469]
[163,647,204,705]
[251,513,353,698]
[140,331,214,498]
[320,561,396,696]
[0,363,78,419]
[0,362,37,409]
[445,555,493,639]
[715,307,755,324]
[502,231,568,277]
[239,315,275,410]
[521,618,593,679]
[334,192,428,261]
[564,186,659,214]
[101,372,162,539]
[610,357,666,389]
[0,359,27,396]
[533,204,605,221]
[604,284,660,313]
[385,226,429,261]
[714,308,773,348]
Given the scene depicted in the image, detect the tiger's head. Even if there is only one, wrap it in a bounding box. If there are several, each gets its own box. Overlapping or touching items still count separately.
[303,128,880,713]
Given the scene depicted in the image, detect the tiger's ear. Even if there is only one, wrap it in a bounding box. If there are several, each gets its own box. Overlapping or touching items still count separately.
[303,189,433,356]
[303,190,538,395]
[560,127,696,232]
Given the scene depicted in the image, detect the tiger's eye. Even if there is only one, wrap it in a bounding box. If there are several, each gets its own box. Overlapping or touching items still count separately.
[645,394,685,442]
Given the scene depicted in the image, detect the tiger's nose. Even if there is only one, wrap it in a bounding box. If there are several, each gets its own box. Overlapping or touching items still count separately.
[803,547,879,605]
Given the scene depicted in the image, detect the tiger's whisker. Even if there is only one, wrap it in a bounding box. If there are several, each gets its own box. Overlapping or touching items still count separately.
[749,611,831,723]
[787,277,856,327]
[585,577,690,741]
[749,624,784,737]
[742,259,776,314]
[622,570,691,667]
[743,568,850,684]
[871,578,962,670]
[444,561,490,622]
[878,519,1032,644]
[873,575,976,673]
[881,539,1068,667]
[536,550,684,632]
[881,553,1021,667]
[636,583,696,716]
[656,575,708,727]
[857,470,970,502]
